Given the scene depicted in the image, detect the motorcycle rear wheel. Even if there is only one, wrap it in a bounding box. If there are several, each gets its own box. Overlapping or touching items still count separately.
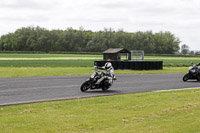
[80,81,90,92]
[197,75,200,81]
[102,86,110,91]
[102,83,110,91]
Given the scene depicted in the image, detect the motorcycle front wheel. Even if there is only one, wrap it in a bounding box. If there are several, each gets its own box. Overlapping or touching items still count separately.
[80,81,90,92]
[183,74,189,82]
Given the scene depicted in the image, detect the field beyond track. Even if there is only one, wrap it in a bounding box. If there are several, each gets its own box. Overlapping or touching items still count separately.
[0,53,200,67]
[0,53,199,77]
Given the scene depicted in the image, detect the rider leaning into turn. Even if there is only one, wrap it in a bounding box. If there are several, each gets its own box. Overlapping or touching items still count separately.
[96,62,116,85]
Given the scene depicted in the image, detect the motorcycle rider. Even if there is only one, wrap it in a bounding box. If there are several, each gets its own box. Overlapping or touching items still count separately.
[95,62,116,85]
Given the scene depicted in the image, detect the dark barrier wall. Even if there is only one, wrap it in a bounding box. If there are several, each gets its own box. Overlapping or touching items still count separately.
[94,61,163,70]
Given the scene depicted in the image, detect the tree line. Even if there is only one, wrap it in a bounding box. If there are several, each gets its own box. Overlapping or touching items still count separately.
[0,26,181,54]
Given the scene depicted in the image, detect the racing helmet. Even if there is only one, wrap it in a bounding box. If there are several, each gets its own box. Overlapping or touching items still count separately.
[105,62,112,70]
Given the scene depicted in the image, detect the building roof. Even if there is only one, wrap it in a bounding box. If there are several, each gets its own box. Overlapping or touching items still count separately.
[103,48,130,54]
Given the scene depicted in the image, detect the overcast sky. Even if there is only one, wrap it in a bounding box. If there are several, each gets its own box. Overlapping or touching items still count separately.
[0,0,200,50]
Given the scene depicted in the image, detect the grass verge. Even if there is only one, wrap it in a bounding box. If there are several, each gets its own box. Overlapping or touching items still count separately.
[0,60,94,67]
[0,67,187,78]
[1,89,200,133]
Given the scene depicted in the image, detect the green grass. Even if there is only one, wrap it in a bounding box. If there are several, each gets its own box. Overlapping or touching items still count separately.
[0,67,187,78]
[0,67,93,77]
[0,60,94,67]
[1,89,200,133]
[0,53,101,58]
[145,56,200,67]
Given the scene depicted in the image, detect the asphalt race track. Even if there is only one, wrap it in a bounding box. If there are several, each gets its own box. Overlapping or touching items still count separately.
[1,73,200,106]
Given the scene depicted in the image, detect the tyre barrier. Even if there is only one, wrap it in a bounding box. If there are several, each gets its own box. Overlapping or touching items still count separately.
[94,61,163,70]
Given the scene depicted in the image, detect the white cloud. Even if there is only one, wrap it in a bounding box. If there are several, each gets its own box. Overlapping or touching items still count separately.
[0,0,58,10]
[0,0,200,50]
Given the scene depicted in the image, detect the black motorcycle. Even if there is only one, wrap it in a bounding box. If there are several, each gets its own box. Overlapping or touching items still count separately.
[80,68,112,92]
[183,63,200,82]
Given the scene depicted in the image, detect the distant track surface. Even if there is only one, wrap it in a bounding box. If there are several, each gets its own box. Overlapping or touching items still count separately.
[1,73,200,106]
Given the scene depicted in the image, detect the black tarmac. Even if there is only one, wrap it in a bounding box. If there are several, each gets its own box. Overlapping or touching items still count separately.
[1,73,200,106]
